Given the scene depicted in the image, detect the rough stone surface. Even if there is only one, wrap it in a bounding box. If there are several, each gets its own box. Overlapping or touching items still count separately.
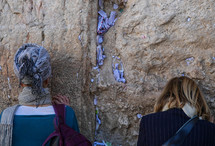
[0,0,97,142]
[1,0,215,145]
[93,0,215,145]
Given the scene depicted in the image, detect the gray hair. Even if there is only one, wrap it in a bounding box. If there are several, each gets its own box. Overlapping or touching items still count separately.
[14,43,51,96]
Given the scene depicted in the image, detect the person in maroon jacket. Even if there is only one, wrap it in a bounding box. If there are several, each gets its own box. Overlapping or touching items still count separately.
[137,76,215,146]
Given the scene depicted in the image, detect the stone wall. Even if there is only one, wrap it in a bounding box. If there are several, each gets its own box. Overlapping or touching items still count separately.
[0,0,97,141]
[1,0,215,145]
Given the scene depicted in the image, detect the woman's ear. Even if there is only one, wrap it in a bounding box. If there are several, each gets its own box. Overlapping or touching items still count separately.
[20,82,25,87]
[43,79,49,88]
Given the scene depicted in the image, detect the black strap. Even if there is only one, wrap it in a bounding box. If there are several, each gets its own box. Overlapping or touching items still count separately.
[162,116,199,146]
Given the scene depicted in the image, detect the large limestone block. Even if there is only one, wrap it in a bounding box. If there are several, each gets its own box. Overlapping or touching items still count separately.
[94,0,215,145]
[0,0,97,142]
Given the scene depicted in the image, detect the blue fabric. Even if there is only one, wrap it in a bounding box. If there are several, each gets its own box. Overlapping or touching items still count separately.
[0,106,79,146]
[137,108,215,146]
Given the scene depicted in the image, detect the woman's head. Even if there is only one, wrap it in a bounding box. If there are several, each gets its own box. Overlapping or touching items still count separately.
[154,76,210,120]
[14,43,51,96]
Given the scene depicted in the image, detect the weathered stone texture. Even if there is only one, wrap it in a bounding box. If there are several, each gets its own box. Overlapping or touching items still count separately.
[1,0,215,145]
[0,0,97,142]
[93,0,215,145]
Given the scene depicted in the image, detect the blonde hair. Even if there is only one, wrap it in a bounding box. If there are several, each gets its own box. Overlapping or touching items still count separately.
[154,76,211,120]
